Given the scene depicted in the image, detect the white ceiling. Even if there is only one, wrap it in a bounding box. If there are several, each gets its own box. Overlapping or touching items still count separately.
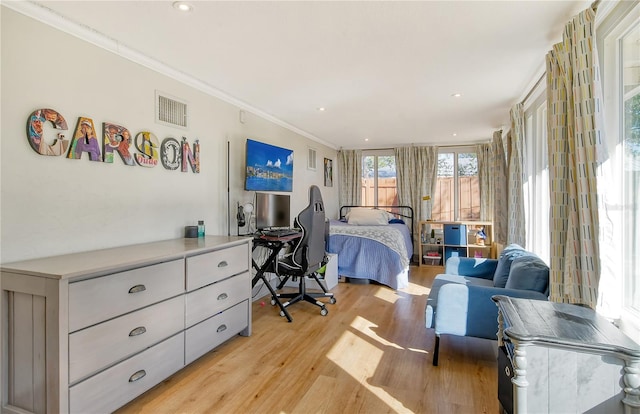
[21,0,591,149]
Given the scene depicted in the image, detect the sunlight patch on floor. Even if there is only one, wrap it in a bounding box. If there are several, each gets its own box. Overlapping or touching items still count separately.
[373,286,401,304]
[406,280,430,296]
[350,315,404,350]
[325,327,409,412]
[326,328,383,378]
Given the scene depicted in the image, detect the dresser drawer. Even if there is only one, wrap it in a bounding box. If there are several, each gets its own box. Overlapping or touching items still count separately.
[69,295,185,384]
[186,244,249,291]
[69,332,184,414]
[185,300,249,365]
[68,259,184,332]
[185,271,250,328]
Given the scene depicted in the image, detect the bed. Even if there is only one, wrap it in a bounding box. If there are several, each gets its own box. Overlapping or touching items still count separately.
[326,205,414,290]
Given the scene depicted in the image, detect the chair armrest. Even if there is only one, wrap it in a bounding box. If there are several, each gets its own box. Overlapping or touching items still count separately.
[434,283,547,340]
[444,257,498,280]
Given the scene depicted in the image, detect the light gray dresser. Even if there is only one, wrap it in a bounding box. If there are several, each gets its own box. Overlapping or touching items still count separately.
[1,236,252,414]
[493,295,640,414]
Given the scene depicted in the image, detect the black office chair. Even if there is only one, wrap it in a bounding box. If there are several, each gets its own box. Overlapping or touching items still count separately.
[272,185,336,316]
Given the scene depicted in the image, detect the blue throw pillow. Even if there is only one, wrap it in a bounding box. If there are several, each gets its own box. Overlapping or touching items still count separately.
[505,255,549,294]
[493,244,530,287]
[388,218,405,224]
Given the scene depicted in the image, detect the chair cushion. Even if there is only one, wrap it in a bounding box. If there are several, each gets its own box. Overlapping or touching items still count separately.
[505,255,549,294]
[493,244,532,287]
[425,273,494,328]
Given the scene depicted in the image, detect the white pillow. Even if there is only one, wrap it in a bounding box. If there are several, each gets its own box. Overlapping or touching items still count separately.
[347,208,390,225]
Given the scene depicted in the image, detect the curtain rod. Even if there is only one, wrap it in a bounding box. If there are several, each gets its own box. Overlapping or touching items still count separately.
[341,142,493,151]
[520,72,546,105]
[519,0,600,107]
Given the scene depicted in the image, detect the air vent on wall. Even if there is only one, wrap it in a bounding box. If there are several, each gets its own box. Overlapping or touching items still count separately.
[156,91,188,129]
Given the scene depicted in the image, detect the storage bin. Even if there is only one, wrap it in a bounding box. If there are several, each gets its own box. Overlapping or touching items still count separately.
[444,246,467,262]
[422,255,442,266]
[444,224,466,245]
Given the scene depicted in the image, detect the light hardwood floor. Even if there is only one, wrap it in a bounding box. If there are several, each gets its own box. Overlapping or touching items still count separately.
[116,265,499,414]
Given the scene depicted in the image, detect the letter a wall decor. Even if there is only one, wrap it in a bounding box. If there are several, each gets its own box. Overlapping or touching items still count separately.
[68,117,101,161]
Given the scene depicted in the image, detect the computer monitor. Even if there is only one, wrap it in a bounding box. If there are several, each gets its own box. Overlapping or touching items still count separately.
[255,192,291,230]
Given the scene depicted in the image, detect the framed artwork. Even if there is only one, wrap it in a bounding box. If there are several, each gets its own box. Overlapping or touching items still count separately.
[245,139,294,191]
[324,158,333,187]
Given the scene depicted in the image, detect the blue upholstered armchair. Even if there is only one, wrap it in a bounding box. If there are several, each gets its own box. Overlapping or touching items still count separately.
[425,244,549,365]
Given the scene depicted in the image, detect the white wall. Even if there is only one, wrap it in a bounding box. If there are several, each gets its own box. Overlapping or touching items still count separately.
[0,7,338,263]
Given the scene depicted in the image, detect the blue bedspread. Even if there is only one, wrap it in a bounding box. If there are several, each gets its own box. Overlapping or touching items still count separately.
[327,220,413,289]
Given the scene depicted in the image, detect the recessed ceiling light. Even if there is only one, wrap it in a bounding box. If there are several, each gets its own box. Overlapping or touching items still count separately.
[317,107,325,112]
[451,93,462,98]
[173,1,193,12]
[453,133,457,136]
[364,138,369,142]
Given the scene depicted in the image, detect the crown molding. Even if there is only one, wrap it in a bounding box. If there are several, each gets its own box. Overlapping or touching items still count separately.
[2,1,337,150]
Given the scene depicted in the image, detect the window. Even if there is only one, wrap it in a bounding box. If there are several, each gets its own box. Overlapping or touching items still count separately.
[601,1,640,337]
[432,148,479,221]
[361,151,397,206]
[523,87,550,264]
[621,26,640,317]
[620,14,640,324]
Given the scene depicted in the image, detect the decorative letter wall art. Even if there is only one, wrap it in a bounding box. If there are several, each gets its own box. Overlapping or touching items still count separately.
[103,122,135,166]
[68,117,102,161]
[182,137,200,173]
[161,138,181,170]
[134,131,159,167]
[26,108,69,156]
[24,109,200,173]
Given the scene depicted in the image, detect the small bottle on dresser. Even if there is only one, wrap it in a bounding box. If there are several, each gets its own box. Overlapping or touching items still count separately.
[198,220,205,237]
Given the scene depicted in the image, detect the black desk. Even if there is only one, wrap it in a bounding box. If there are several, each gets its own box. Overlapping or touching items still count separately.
[252,232,301,322]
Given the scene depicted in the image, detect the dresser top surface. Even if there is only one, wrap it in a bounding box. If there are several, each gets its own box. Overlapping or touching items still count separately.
[1,236,250,281]
[493,295,640,357]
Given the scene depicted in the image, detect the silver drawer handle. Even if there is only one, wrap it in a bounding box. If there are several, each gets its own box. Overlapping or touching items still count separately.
[129,326,147,337]
[216,324,227,333]
[128,284,146,294]
[129,369,146,383]
[217,293,228,301]
[217,261,228,268]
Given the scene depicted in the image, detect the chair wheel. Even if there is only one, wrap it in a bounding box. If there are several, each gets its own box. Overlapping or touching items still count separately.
[271,299,277,306]
[329,297,336,304]
[280,310,286,317]
[320,307,328,316]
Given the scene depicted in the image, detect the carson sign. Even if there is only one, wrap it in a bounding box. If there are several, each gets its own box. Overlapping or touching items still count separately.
[26,108,200,173]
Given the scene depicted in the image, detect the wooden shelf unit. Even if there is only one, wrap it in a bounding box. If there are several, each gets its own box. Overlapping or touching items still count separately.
[418,220,494,267]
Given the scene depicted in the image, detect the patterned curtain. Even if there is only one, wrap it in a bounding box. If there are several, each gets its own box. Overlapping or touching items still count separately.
[545,5,606,308]
[395,145,438,249]
[508,103,526,246]
[395,147,414,211]
[476,143,493,222]
[337,149,362,208]
[490,130,508,244]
